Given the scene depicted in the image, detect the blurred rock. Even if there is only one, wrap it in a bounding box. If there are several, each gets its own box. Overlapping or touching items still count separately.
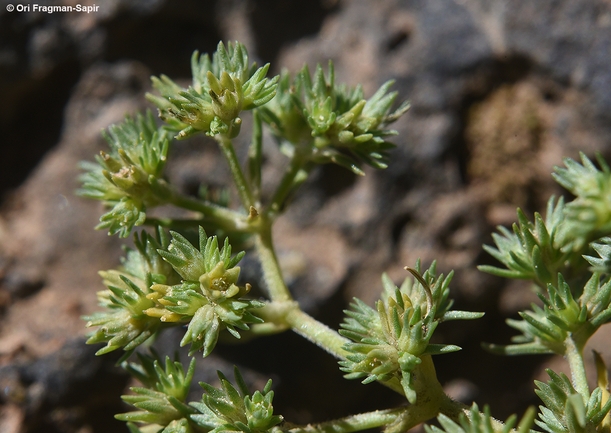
[0,60,150,365]
[0,338,128,433]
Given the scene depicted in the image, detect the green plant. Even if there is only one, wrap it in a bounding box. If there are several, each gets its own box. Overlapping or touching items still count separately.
[80,41,611,433]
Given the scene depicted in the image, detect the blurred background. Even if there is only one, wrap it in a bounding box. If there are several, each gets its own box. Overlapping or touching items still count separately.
[1,0,611,432]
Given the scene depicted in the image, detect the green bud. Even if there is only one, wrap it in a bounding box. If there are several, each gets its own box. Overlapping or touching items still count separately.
[259,62,409,174]
[96,197,147,238]
[148,42,278,139]
[78,112,171,237]
[191,368,283,433]
[153,228,262,356]
[340,262,480,403]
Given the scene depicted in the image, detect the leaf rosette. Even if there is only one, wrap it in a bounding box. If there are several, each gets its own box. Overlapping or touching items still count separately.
[117,355,198,428]
[553,153,611,248]
[486,273,611,356]
[339,261,482,403]
[147,41,278,139]
[190,368,283,433]
[148,227,264,356]
[534,369,611,433]
[78,111,171,237]
[259,62,410,175]
[479,197,572,289]
[84,230,180,356]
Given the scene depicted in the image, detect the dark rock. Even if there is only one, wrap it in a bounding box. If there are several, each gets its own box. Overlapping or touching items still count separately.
[0,338,128,433]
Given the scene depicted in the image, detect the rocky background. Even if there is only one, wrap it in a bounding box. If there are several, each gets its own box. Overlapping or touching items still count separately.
[1,0,611,432]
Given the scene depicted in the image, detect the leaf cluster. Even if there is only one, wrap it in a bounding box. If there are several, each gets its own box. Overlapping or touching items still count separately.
[118,355,198,428]
[488,273,611,356]
[339,261,482,403]
[120,357,282,433]
[84,229,179,356]
[481,153,611,287]
[85,228,263,357]
[481,153,611,356]
[78,111,171,237]
[192,368,282,433]
[147,41,278,139]
[148,227,263,356]
[535,369,611,433]
[425,404,535,433]
[259,62,410,175]
[553,153,611,248]
[479,197,570,288]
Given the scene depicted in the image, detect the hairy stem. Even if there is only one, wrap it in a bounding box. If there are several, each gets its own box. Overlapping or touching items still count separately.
[255,219,293,302]
[285,408,406,433]
[218,134,255,209]
[284,357,469,433]
[144,217,205,230]
[268,151,310,217]
[151,178,251,233]
[249,301,297,335]
[414,356,460,419]
[248,109,263,200]
[284,308,349,360]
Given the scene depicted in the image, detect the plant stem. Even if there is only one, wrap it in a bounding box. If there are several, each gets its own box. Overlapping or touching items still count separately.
[144,217,203,230]
[168,190,252,233]
[285,408,406,433]
[251,299,351,364]
[249,301,297,335]
[248,109,263,199]
[150,177,252,233]
[218,134,255,209]
[284,307,349,360]
[268,151,309,216]
[413,356,460,420]
[565,335,590,402]
[255,219,293,302]
[283,358,467,433]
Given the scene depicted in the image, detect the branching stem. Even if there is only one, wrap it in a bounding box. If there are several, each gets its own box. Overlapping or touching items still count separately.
[248,109,263,200]
[255,218,293,302]
[284,408,406,433]
[152,179,251,233]
[284,307,350,360]
[268,149,310,216]
[218,134,255,209]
